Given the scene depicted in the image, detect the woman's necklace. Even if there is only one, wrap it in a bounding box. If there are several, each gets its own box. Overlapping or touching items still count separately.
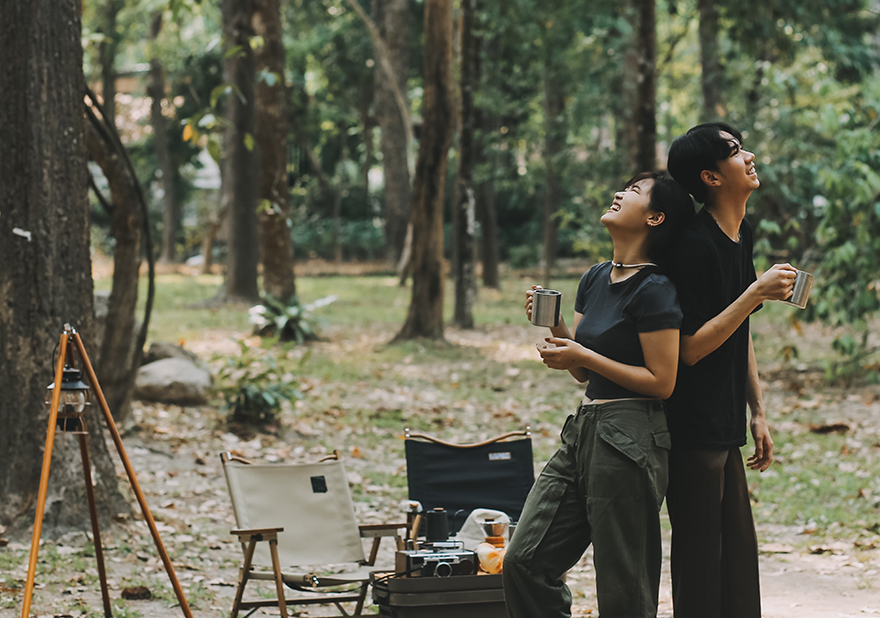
[612,261,656,269]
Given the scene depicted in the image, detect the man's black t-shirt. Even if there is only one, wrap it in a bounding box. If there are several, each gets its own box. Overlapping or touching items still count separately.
[664,208,761,449]
[573,261,682,400]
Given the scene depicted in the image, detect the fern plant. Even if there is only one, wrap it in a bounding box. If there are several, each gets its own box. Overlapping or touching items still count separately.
[249,294,338,343]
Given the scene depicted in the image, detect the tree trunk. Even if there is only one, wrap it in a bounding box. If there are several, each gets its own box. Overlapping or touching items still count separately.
[633,0,658,172]
[253,0,296,302]
[453,0,477,328]
[85,102,143,426]
[149,12,181,264]
[359,78,375,192]
[98,0,122,127]
[222,0,260,302]
[475,22,500,289]
[395,0,453,340]
[542,68,565,287]
[0,0,127,537]
[697,0,724,121]
[372,0,412,262]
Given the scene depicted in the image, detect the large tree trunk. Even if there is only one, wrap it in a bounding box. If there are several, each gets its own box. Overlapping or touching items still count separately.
[85,100,144,425]
[222,0,260,302]
[633,0,658,172]
[98,0,122,127]
[149,12,181,264]
[453,0,477,328]
[542,67,565,287]
[253,0,296,302]
[395,0,453,340]
[372,0,412,262]
[0,0,127,537]
[698,0,724,121]
[475,20,500,289]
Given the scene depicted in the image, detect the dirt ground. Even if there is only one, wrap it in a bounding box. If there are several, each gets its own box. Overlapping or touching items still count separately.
[3,319,880,617]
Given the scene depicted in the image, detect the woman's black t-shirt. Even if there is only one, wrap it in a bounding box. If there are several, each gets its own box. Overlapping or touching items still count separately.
[573,261,682,400]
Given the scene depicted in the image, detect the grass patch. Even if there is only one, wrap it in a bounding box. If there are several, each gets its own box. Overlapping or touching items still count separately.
[749,430,880,539]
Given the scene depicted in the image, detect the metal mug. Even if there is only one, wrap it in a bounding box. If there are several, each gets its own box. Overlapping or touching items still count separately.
[781,269,814,309]
[531,289,562,327]
[425,507,449,542]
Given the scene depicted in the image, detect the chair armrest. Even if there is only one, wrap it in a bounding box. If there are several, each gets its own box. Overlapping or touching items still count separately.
[231,527,284,539]
[359,523,408,538]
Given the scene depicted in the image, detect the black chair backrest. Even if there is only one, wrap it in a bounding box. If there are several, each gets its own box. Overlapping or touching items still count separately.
[404,433,534,532]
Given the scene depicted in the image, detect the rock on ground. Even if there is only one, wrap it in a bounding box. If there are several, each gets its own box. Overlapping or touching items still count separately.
[134,358,212,406]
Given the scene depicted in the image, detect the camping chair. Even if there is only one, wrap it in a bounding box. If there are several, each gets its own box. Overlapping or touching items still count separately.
[403,427,535,536]
[221,451,407,618]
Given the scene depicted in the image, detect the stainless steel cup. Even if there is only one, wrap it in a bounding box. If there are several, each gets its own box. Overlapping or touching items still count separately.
[781,270,814,309]
[531,289,562,327]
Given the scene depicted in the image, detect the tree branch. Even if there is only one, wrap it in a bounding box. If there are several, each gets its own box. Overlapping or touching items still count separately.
[344,0,414,177]
[88,173,113,215]
[84,85,155,372]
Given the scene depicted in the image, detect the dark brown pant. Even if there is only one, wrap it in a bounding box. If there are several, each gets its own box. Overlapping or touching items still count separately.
[666,447,761,618]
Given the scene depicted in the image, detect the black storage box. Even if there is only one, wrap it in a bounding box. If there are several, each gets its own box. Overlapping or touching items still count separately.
[371,572,509,618]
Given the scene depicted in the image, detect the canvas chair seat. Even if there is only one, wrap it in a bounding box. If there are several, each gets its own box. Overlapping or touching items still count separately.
[221,452,405,618]
[246,563,380,588]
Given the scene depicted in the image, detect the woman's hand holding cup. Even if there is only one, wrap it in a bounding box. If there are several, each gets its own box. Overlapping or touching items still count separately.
[525,285,543,322]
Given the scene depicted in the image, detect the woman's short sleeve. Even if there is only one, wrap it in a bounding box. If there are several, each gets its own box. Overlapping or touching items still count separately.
[626,276,683,332]
[574,264,603,314]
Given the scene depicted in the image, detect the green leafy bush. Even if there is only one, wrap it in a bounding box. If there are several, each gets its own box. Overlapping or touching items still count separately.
[216,340,303,428]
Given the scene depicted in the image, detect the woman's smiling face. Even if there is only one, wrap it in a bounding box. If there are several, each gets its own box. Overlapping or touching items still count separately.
[601,178,655,230]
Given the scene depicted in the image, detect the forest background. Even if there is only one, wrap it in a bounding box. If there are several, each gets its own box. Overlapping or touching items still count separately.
[2,0,880,615]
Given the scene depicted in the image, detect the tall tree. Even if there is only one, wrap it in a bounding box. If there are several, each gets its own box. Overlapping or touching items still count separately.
[395,0,453,340]
[697,0,724,120]
[0,0,126,535]
[542,69,565,287]
[222,0,260,302]
[97,0,123,127]
[253,0,296,302]
[371,0,413,262]
[633,0,658,172]
[474,5,501,289]
[85,90,148,425]
[541,8,568,287]
[148,12,181,264]
[453,0,478,328]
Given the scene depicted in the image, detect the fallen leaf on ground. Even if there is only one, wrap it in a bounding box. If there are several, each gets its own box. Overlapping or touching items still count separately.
[808,422,850,434]
[121,585,152,600]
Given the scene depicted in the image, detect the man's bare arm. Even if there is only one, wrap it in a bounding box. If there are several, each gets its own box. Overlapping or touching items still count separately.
[746,333,773,471]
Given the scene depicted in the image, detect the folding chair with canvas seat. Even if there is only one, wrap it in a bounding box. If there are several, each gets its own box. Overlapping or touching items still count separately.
[221,451,406,618]
[403,427,535,535]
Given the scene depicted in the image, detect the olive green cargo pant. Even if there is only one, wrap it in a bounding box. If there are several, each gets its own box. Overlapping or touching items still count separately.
[503,399,671,618]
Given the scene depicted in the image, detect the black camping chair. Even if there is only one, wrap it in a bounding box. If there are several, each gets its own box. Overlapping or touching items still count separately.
[404,427,535,534]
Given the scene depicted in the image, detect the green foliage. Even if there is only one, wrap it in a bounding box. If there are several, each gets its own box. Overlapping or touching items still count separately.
[249,294,338,344]
[216,339,303,428]
[796,92,880,378]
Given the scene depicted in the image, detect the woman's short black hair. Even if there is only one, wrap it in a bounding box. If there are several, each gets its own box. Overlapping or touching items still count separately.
[666,122,744,204]
[623,171,695,265]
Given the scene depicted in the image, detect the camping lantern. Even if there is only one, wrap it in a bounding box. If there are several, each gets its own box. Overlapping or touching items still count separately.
[46,367,90,433]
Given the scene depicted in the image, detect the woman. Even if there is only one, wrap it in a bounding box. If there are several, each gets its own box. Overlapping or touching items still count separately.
[503,172,694,618]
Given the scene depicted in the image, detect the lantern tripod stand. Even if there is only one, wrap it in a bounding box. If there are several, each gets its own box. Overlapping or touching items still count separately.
[20,325,193,618]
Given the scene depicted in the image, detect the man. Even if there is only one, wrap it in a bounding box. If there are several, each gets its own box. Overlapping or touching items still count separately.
[664,122,796,618]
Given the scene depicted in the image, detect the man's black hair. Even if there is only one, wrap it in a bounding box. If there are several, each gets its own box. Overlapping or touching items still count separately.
[666,122,744,204]
[624,171,695,265]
